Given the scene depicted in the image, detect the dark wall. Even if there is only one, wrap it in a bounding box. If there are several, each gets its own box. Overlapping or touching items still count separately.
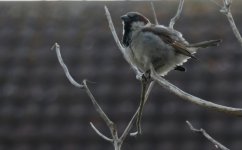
[0,1,242,150]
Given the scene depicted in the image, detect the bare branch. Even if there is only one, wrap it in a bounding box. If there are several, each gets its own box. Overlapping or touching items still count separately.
[150,67,242,116]
[104,6,143,80]
[104,6,125,55]
[186,121,230,150]
[51,43,84,88]
[169,0,184,29]
[50,43,121,145]
[219,0,242,48]
[53,1,242,149]
[135,79,153,135]
[51,42,121,146]
[224,12,242,47]
[150,2,159,25]
[51,42,118,143]
[82,80,115,132]
[90,122,113,142]
[121,81,155,139]
[52,41,150,150]
[52,43,120,149]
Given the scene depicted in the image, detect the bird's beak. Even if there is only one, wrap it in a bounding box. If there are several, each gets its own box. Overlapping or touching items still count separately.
[121,15,129,22]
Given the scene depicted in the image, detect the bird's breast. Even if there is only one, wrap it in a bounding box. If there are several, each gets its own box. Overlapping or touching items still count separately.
[129,30,192,76]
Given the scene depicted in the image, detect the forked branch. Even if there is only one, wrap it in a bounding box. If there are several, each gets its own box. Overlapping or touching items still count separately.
[220,0,242,47]
[51,43,153,150]
[52,1,242,149]
[169,0,184,29]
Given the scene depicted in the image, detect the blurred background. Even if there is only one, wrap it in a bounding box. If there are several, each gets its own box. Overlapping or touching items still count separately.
[0,1,242,150]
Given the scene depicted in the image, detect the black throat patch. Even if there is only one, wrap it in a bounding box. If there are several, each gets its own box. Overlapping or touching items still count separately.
[122,23,132,47]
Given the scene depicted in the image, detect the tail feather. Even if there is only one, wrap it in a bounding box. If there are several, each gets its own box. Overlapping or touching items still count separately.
[188,39,222,48]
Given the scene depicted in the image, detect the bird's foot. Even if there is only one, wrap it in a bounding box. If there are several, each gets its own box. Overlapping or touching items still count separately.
[141,70,151,83]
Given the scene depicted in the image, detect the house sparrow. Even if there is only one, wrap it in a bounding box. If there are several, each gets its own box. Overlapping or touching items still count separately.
[121,12,221,134]
[121,12,221,76]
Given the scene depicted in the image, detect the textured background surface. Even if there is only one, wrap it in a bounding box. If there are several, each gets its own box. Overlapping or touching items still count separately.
[0,1,242,150]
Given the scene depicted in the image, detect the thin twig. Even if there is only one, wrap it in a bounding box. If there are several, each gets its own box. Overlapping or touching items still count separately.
[136,79,153,135]
[51,43,114,131]
[104,6,125,54]
[51,43,117,140]
[51,43,117,141]
[150,2,159,25]
[121,81,154,138]
[52,43,121,149]
[51,43,84,88]
[169,0,184,29]
[209,0,223,8]
[104,6,142,80]
[120,105,139,140]
[83,80,115,133]
[220,0,242,48]
[186,121,230,150]
[90,122,113,142]
[150,66,242,116]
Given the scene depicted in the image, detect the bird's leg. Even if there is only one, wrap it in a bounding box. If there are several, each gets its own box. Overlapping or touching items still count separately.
[143,70,151,81]
[136,70,151,135]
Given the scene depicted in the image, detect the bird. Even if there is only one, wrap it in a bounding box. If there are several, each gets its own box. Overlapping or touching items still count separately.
[120,12,221,135]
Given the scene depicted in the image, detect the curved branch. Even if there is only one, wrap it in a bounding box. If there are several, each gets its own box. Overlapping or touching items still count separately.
[51,43,84,88]
[83,80,115,132]
[186,121,230,150]
[90,122,113,142]
[51,42,116,139]
[150,67,242,116]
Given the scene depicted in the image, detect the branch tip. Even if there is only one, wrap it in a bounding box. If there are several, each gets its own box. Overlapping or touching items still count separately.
[151,67,242,116]
[104,5,108,11]
[51,42,59,51]
[187,121,230,150]
[130,131,138,137]
[52,42,84,88]
[186,121,199,132]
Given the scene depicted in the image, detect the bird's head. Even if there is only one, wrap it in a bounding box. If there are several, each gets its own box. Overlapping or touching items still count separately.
[121,12,150,47]
[121,12,150,30]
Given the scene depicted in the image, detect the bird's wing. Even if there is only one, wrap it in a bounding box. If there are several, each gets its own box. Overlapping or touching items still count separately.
[141,26,196,59]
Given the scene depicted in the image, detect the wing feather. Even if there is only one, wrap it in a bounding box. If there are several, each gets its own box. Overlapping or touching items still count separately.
[142,26,196,59]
